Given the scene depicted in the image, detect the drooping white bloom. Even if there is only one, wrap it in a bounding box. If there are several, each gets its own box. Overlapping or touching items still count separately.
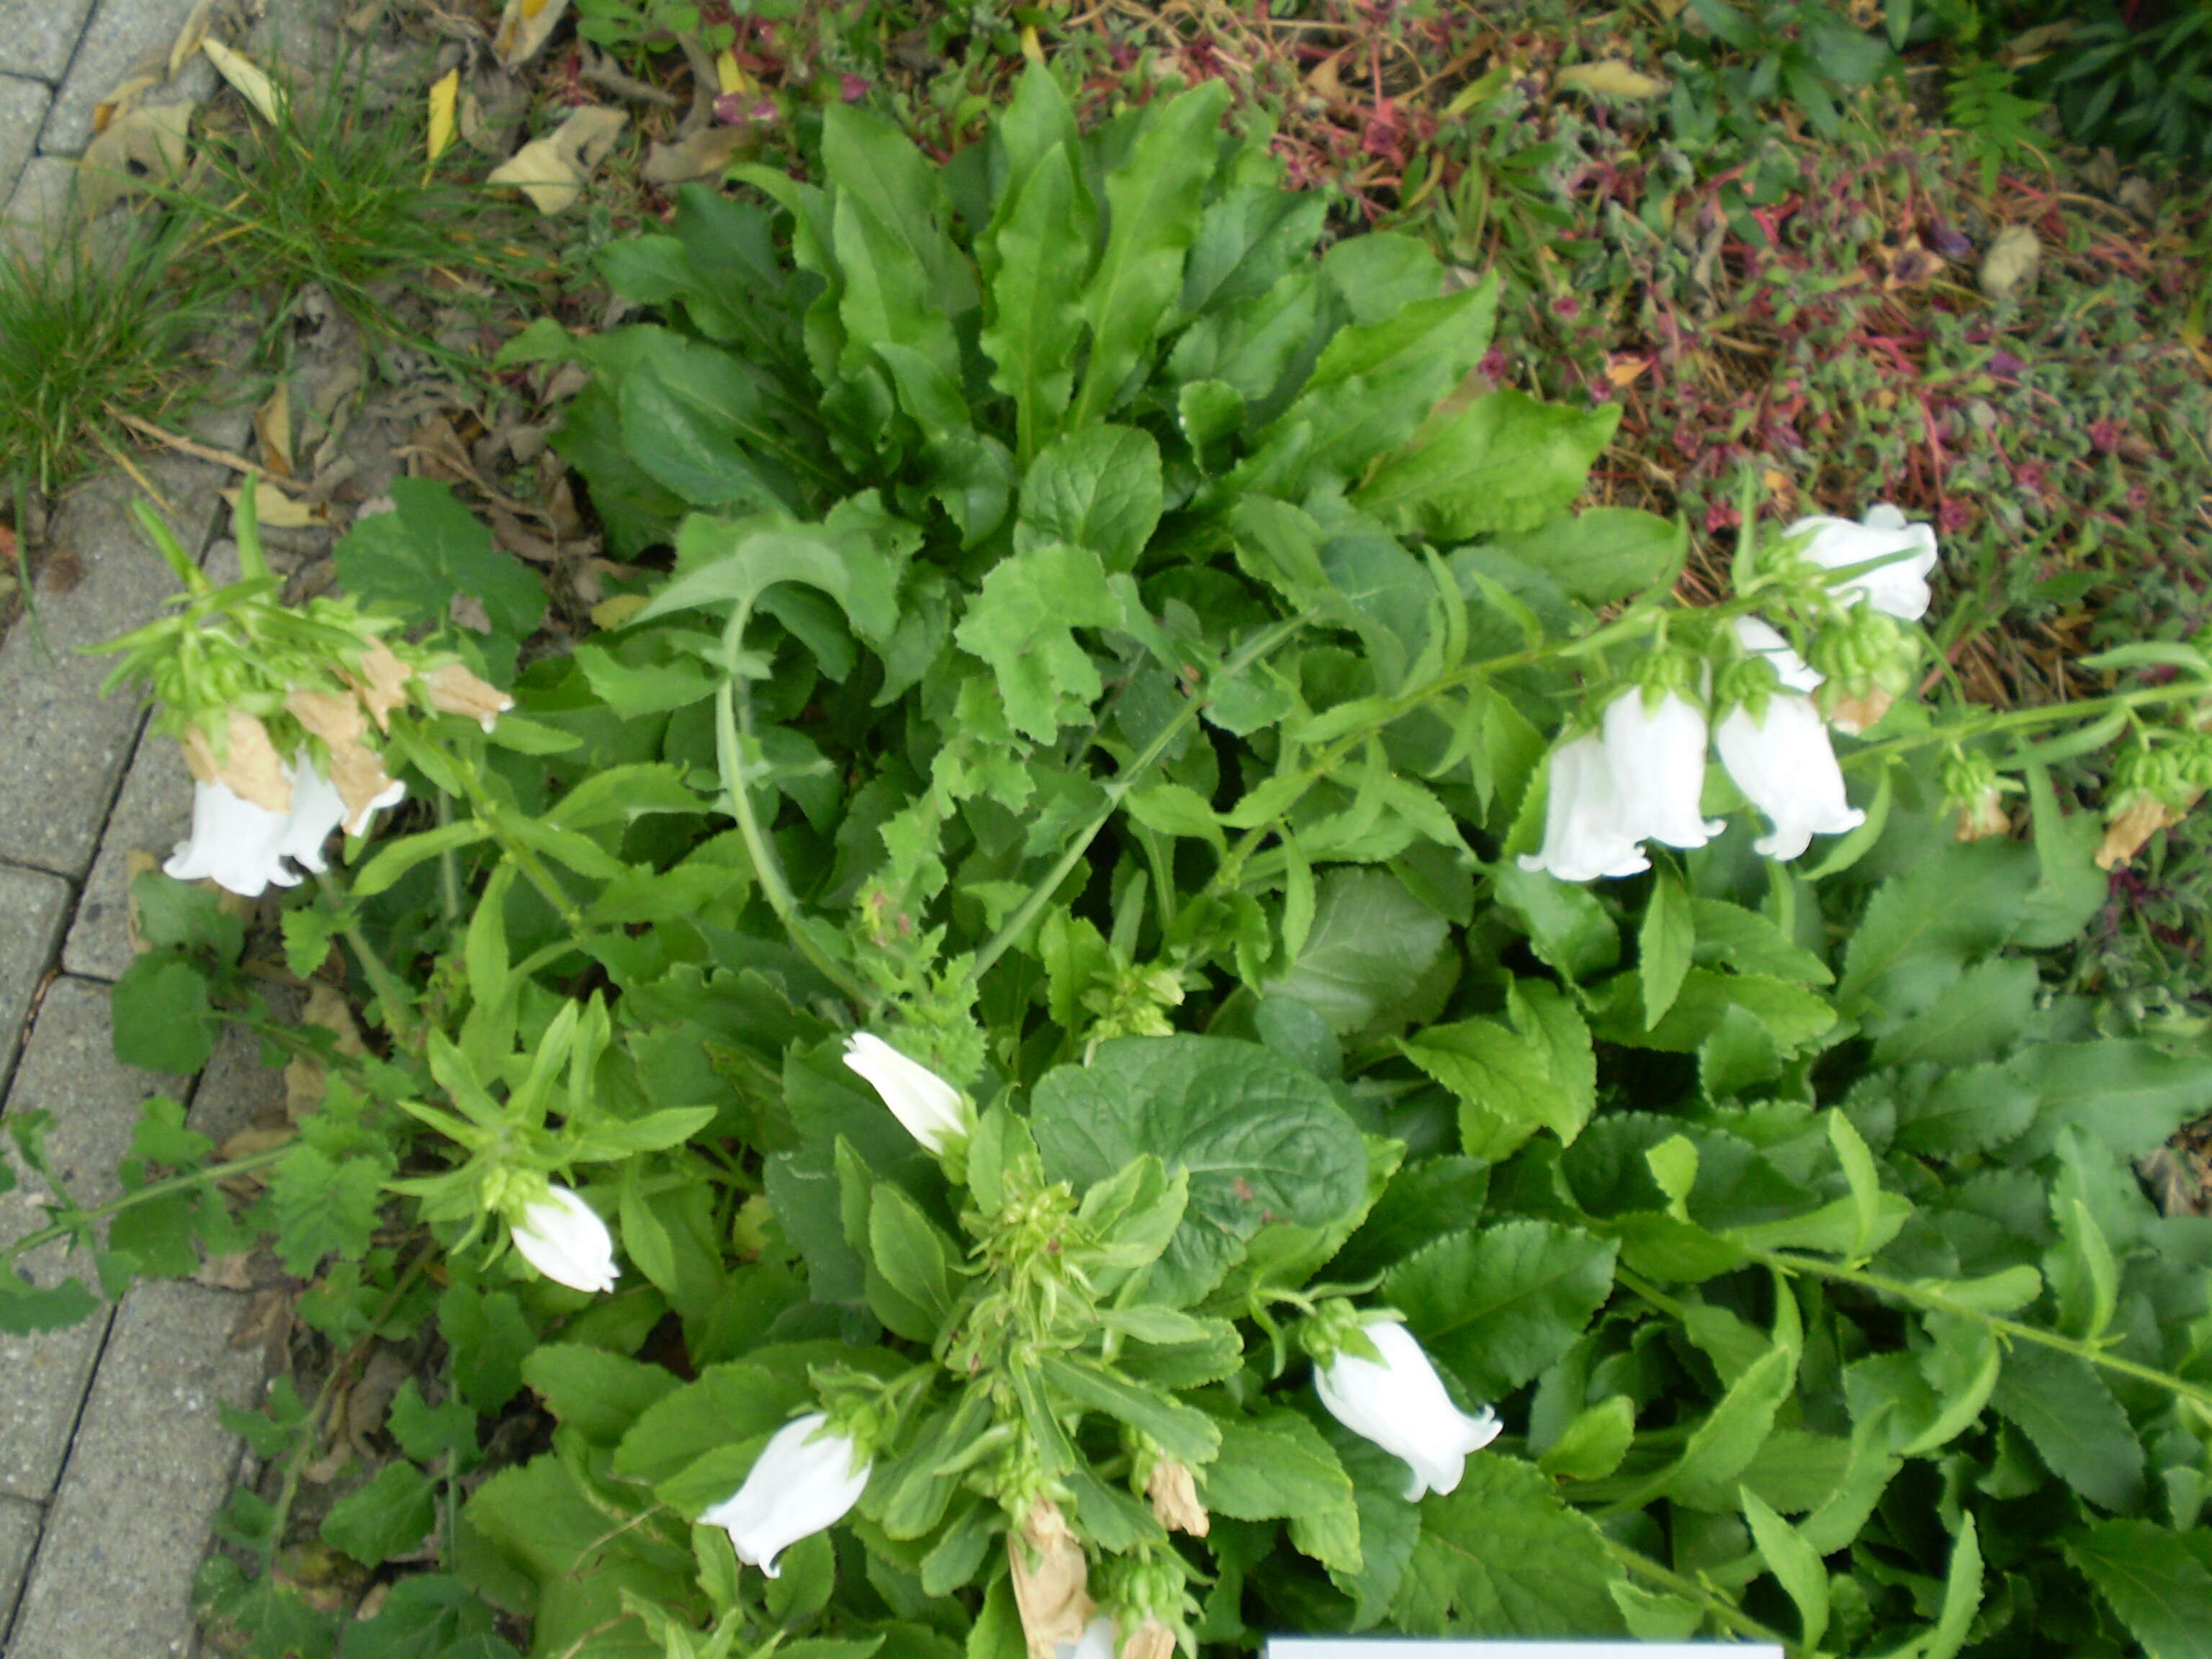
[1732,616,1824,693]
[1716,695,1866,861]
[165,780,302,898]
[1517,734,1650,884]
[1057,1619,1120,1659]
[1601,688,1725,850]
[700,1413,871,1576]
[1313,1318,1502,1501]
[274,755,405,875]
[511,1184,619,1294]
[1786,503,1939,621]
[842,1033,964,1153]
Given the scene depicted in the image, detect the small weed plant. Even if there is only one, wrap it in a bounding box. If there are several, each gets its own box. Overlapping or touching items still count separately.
[4,60,2211,1659]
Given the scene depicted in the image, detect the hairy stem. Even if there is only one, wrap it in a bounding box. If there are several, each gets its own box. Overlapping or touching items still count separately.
[1,1145,290,1263]
[313,871,419,1048]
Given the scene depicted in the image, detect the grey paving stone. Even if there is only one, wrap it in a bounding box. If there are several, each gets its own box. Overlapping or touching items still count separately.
[61,724,190,983]
[0,451,228,878]
[0,0,93,84]
[6,1282,263,1659]
[0,1491,41,1634]
[0,863,69,1088]
[39,0,215,158]
[1,155,76,248]
[186,1007,291,1147]
[0,977,186,1502]
[0,74,49,204]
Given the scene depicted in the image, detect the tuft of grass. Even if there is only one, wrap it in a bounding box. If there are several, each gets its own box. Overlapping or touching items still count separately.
[0,218,210,501]
[156,45,550,356]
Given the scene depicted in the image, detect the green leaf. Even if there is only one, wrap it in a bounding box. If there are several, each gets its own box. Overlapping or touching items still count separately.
[612,1361,811,1486]
[1537,1395,1635,1481]
[869,1184,959,1330]
[2011,1040,2212,1161]
[110,953,217,1074]
[1918,1513,1985,1659]
[1485,508,1685,607]
[1334,1156,1492,1284]
[1355,390,1621,541]
[269,1144,391,1275]
[1069,80,1232,428]
[1871,956,2037,1066]
[131,871,244,962]
[1639,869,1694,1029]
[2066,1519,2212,1659]
[438,1285,536,1415]
[350,820,491,900]
[340,1574,518,1659]
[1385,1222,1618,1401]
[333,478,545,639]
[952,540,1122,741]
[617,333,806,512]
[1392,1455,1627,1636]
[983,143,1094,461]
[321,1462,436,1568]
[1990,1342,2145,1511]
[1653,1343,1797,1509]
[820,102,974,314]
[521,1344,680,1445]
[1201,1411,1359,1575]
[387,1380,480,1470]
[638,516,898,646]
[1263,868,1448,1035]
[0,1270,99,1334]
[1837,838,2036,1007]
[1740,1488,1827,1651]
[1031,1035,1367,1305]
[1400,1019,1576,1161]
[1039,1354,1220,1466]
[1015,426,1162,572]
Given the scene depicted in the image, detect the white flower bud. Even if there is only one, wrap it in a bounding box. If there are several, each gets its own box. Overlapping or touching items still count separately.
[1786,503,1939,621]
[511,1184,619,1294]
[842,1033,964,1154]
[1516,734,1650,884]
[1602,688,1724,850]
[1732,616,1823,693]
[1313,1318,1501,1501]
[700,1412,870,1576]
[1716,695,1866,861]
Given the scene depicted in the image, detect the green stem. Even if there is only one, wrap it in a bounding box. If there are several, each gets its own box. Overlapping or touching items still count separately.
[1604,1538,1804,1652]
[434,790,464,932]
[715,662,871,1004]
[314,871,419,1048]
[1751,1248,2212,1420]
[1843,681,2206,770]
[971,613,1311,979]
[446,750,588,935]
[1,1144,289,1263]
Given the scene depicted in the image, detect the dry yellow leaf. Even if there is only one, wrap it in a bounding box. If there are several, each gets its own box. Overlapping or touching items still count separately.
[80,102,193,216]
[714,49,745,95]
[493,0,572,69]
[1556,60,1668,99]
[222,480,325,528]
[426,68,459,167]
[487,105,626,215]
[92,73,161,135]
[169,0,220,78]
[254,382,294,478]
[590,593,648,629]
[202,38,282,125]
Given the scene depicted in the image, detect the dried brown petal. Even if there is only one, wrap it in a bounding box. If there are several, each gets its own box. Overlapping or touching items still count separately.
[1009,1503,1093,1659]
[181,709,292,812]
[1827,687,1894,737]
[327,735,403,835]
[286,686,367,749]
[421,662,514,732]
[1954,788,2010,842]
[2095,794,2193,871]
[347,641,413,730]
[1122,1622,1174,1659]
[1146,1460,1209,1537]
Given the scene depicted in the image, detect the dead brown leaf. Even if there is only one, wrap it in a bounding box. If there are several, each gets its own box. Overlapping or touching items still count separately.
[493,0,573,68]
[642,125,756,186]
[256,382,295,478]
[487,104,626,215]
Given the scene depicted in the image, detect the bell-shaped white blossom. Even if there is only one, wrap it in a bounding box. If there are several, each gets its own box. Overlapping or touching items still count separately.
[1716,695,1866,861]
[1602,688,1724,850]
[700,1413,871,1576]
[842,1033,964,1153]
[1517,734,1650,884]
[1786,503,1938,621]
[1313,1318,1502,1501]
[511,1184,619,1294]
[275,755,405,875]
[165,779,302,898]
[1057,1619,1119,1659]
[1733,616,1823,693]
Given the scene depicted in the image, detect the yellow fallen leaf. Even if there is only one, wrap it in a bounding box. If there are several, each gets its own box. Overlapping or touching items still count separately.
[493,0,572,69]
[487,105,626,215]
[426,68,459,168]
[92,73,161,134]
[169,0,220,78]
[254,382,294,479]
[590,593,648,629]
[1556,60,1668,99]
[222,480,325,528]
[202,38,282,125]
[715,50,747,96]
[79,102,194,216]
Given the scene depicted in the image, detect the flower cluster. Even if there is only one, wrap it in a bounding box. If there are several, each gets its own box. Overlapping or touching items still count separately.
[1522,505,1936,882]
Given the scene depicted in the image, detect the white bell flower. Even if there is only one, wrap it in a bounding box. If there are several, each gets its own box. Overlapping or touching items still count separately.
[700,1412,871,1576]
[1517,734,1650,884]
[842,1033,964,1154]
[1786,503,1939,621]
[1313,1318,1502,1501]
[1057,1619,1120,1659]
[1716,695,1866,860]
[274,755,405,875]
[1732,616,1823,693]
[511,1184,619,1294]
[165,780,302,898]
[1601,688,1724,850]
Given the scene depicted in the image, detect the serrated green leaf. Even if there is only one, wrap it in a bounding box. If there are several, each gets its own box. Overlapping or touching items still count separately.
[2066,1519,2212,1659]
[1991,1343,2144,1511]
[1391,1455,1627,1636]
[1385,1221,1618,1402]
[953,540,1120,741]
[1355,388,1619,541]
[1639,869,1694,1029]
[333,478,545,640]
